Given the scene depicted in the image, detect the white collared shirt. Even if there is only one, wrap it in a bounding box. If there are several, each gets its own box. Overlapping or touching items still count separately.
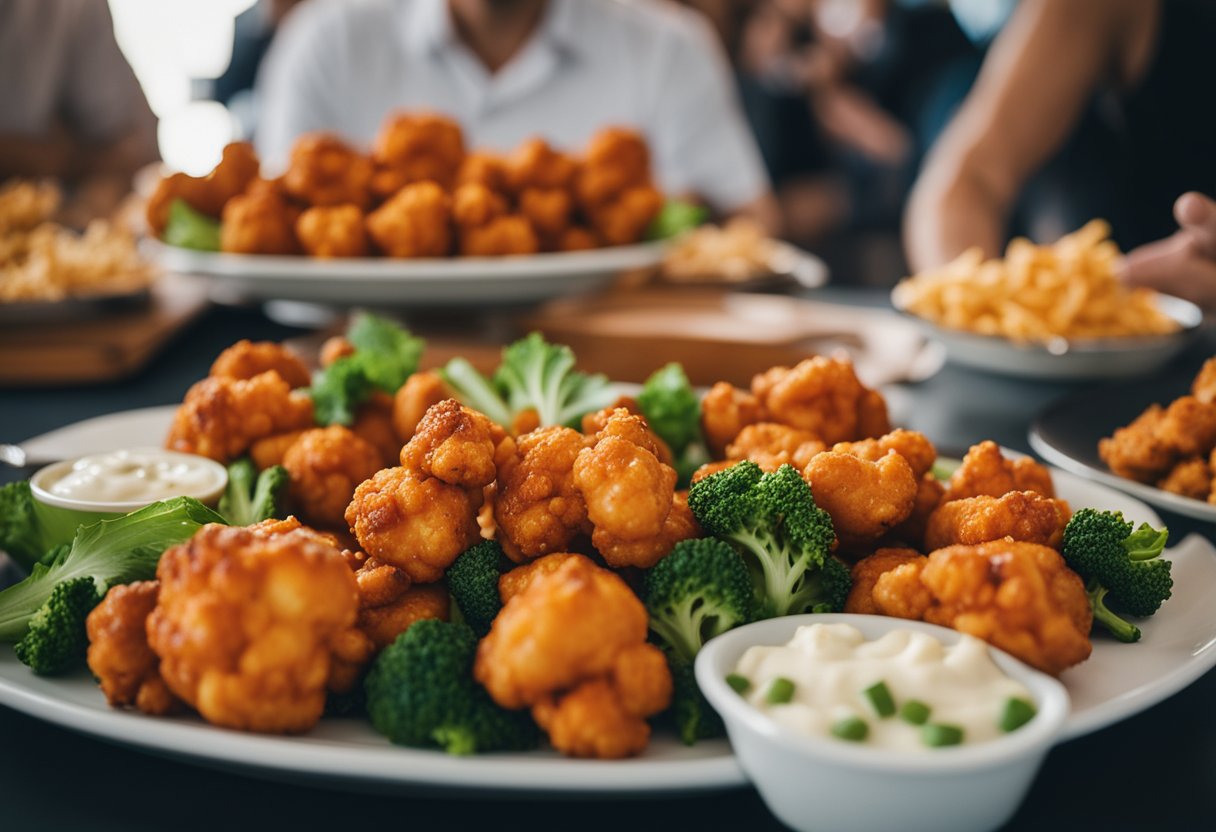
[255,0,769,212]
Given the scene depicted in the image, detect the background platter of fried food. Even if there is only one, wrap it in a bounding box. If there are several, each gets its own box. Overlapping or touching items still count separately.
[0,180,156,304]
[893,220,1180,343]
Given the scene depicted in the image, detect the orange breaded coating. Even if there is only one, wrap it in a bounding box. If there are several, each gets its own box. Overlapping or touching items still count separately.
[856,388,893,439]
[557,226,599,252]
[372,112,465,190]
[888,473,946,548]
[943,441,1055,501]
[147,524,363,733]
[593,489,700,570]
[573,409,680,568]
[690,459,738,484]
[358,583,450,652]
[166,371,315,462]
[247,514,344,546]
[401,399,501,489]
[1192,357,1216,404]
[751,356,884,444]
[250,430,306,471]
[209,339,311,389]
[498,552,588,604]
[505,137,578,192]
[701,381,766,457]
[220,186,300,255]
[146,142,259,232]
[1158,456,1212,500]
[281,426,384,528]
[451,182,508,229]
[1157,396,1216,457]
[493,426,589,563]
[345,466,482,583]
[282,134,373,208]
[588,184,664,247]
[296,204,369,258]
[912,541,1092,676]
[349,553,413,607]
[320,335,355,367]
[366,181,452,258]
[459,214,540,256]
[475,556,671,758]
[727,422,825,472]
[85,581,179,715]
[392,370,452,443]
[924,491,1071,551]
[352,392,403,466]
[575,127,651,208]
[803,450,918,551]
[519,187,573,239]
[843,548,924,616]
[455,151,509,192]
[832,429,937,479]
[1098,405,1176,483]
[582,398,674,465]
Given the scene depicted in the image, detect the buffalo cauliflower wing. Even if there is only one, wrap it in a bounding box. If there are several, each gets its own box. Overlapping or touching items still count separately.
[282,134,373,208]
[700,381,767,458]
[366,181,452,258]
[924,491,1071,551]
[296,204,369,258]
[751,356,889,444]
[208,339,311,389]
[85,581,179,715]
[493,426,588,562]
[943,441,1055,501]
[803,450,917,551]
[726,422,825,472]
[282,426,385,528]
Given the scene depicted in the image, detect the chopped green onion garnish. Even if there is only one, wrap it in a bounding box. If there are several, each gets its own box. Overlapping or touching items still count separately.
[863,680,896,718]
[922,723,964,747]
[831,716,869,742]
[1000,697,1037,732]
[899,700,931,725]
[726,673,750,694]
[766,677,796,705]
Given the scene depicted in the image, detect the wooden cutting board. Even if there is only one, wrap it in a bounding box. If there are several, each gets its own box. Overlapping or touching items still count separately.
[521,288,935,387]
[0,274,209,386]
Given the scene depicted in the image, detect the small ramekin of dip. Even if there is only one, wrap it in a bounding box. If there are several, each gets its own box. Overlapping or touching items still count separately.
[696,614,1069,832]
[30,448,228,528]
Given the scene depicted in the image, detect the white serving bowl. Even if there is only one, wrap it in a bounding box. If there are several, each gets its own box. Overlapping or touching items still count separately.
[696,614,1070,832]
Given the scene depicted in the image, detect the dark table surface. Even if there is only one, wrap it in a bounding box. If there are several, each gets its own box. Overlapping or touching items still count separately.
[2,292,1214,832]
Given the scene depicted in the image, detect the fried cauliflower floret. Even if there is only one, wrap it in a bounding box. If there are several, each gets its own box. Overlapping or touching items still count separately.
[843,548,925,616]
[358,583,450,652]
[701,382,766,457]
[557,225,599,252]
[392,370,453,442]
[147,524,363,733]
[888,473,946,548]
[751,356,886,444]
[85,581,179,715]
[319,335,355,367]
[519,187,573,240]
[1157,456,1212,500]
[366,181,452,258]
[727,422,825,472]
[459,214,540,256]
[924,491,1071,551]
[451,182,508,229]
[498,552,588,605]
[249,430,306,470]
[832,429,937,479]
[505,137,578,192]
[592,490,700,570]
[1191,357,1216,404]
[573,409,679,568]
[914,541,1092,676]
[1098,405,1176,483]
[372,112,465,191]
[209,339,311,389]
[581,398,674,465]
[455,151,509,192]
[281,426,385,528]
[282,134,373,208]
[588,184,664,247]
[345,466,482,584]
[401,398,501,489]
[475,556,671,758]
[575,128,650,209]
[943,441,1055,501]
[1157,396,1216,457]
[803,450,917,551]
[296,204,369,257]
[493,426,588,563]
[220,187,300,254]
[351,392,404,466]
[146,142,259,232]
[166,371,315,462]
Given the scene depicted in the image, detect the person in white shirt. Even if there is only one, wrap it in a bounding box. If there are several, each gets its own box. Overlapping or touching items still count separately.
[256,0,776,226]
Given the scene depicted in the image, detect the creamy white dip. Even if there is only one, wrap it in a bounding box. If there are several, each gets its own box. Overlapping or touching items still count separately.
[733,623,1034,750]
[44,449,224,504]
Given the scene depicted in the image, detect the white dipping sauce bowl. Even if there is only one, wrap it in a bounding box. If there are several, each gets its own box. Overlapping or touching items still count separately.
[696,614,1070,832]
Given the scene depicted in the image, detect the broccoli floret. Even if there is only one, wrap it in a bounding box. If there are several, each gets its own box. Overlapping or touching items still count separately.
[1061,508,1172,643]
[364,620,537,755]
[0,480,81,572]
[310,313,425,425]
[666,652,724,746]
[644,538,755,663]
[441,333,617,430]
[12,578,103,674]
[637,363,710,486]
[688,461,846,619]
[162,199,221,251]
[645,199,709,241]
[446,540,506,637]
[217,458,290,526]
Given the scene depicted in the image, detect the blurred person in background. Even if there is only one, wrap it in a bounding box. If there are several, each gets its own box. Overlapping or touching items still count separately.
[0,0,159,226]
[255,0,777,227]
[905,0,1216,287]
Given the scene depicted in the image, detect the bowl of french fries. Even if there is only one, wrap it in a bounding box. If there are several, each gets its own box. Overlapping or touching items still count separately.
[891,221,1202,379]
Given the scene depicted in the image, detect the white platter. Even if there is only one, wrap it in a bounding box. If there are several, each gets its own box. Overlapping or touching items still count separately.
[149,240,667,306]
[891,293,1203,380]
[3,409,1216,792]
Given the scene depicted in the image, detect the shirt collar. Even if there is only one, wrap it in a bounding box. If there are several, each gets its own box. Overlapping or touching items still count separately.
[403,0,582,60]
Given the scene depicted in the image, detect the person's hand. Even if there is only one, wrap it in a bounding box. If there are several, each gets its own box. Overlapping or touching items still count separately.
[1121,192,1216,311]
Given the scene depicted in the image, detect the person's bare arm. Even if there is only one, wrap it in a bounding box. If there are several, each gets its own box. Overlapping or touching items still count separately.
[903,0,1147,271]
[1121,192,1216,311]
